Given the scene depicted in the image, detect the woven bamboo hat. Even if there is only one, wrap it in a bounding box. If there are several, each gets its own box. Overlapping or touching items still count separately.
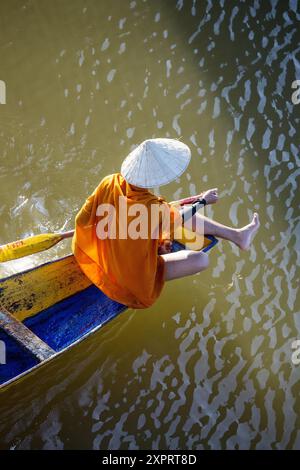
[120,138,191,188]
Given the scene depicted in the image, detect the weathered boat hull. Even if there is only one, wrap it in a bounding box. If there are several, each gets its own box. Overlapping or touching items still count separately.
[0,236,218,390]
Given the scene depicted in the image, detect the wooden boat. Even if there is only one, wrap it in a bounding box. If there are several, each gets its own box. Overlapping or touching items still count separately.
[0,236,218,390]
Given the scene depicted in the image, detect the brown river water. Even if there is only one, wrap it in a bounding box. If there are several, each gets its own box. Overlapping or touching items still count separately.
[0,0,299,450]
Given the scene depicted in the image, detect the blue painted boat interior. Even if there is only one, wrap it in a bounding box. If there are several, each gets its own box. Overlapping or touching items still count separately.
[0,237,217,386]
[0,329,39,384]
[0,285,126,385]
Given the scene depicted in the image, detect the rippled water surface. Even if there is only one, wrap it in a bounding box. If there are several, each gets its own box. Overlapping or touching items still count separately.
[0,0,299,450]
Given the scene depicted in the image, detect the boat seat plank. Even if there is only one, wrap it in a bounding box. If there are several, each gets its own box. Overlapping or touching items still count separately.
[0,307,55,361]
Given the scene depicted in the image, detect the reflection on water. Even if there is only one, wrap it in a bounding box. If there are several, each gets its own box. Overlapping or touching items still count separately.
[0,0,299,450]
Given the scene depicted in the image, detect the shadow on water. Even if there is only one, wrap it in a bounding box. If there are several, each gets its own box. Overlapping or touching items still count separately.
[0,310,136,449]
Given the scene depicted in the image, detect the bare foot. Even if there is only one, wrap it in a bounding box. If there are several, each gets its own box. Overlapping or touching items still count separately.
[236,213,260,250]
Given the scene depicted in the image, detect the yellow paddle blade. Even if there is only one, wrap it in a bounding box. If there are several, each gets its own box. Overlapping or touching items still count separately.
[0,233,64,262]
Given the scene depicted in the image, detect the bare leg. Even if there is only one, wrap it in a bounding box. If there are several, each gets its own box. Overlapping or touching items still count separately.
[162,212,260,281]
[192,212,260,250]
[162,250,209,281]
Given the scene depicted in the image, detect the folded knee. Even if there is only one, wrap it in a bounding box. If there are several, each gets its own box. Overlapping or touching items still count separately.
[187,251,209,272]
[199,252,209,270]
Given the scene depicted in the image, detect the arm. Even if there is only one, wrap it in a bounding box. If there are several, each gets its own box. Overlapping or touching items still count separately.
[169,188,219,206]
[169,195,199,206]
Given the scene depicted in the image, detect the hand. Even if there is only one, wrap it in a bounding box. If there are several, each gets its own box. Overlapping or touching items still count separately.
[198,188,219,205]
[158,239,173,255]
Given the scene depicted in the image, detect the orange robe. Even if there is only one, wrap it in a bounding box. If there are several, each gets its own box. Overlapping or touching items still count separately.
[72,173,179,309]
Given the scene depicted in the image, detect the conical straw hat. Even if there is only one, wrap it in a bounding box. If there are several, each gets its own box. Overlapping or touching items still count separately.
[120,138,191,188]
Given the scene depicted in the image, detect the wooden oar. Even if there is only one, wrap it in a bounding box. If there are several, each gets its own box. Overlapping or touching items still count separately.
[0,230,74,263]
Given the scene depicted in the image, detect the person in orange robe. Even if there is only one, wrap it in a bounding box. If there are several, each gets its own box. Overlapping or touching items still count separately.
[72,172,179,308]
[72,138,259,309]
